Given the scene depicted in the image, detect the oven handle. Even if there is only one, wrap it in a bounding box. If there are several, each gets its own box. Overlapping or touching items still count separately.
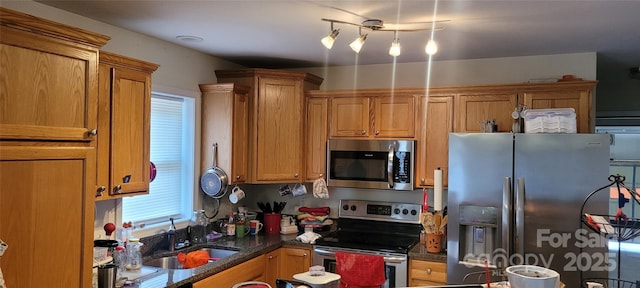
[314,248,407,264]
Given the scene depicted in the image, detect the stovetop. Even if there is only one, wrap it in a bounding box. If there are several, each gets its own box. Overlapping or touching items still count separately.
[314,200,423,254]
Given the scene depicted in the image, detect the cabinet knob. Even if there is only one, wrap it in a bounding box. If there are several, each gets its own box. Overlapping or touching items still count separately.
[113,185,122,194]
[361,130,366,135]
[236,175,240,180]
[269,255,273,259]
[88,129,98,136]
[96,186,106,197]
[303,253,307,257]
[294,173,299,178]
[375,130,379,135]
[427,268,432,275]
[421,178,425,184]
[319,173,323,177]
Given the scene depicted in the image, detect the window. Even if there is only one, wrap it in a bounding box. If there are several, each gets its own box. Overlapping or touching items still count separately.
[122,92,195,227]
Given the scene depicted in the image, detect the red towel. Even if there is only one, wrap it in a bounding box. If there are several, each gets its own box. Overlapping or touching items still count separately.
[335,251,386,288]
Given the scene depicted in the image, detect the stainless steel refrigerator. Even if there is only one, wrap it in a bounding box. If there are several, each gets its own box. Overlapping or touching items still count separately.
[447,133,610,287]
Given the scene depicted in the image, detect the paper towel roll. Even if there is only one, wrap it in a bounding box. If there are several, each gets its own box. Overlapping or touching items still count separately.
[434,168,443,211]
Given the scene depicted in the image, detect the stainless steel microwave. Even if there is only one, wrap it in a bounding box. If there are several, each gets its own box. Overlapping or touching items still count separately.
[326,139,415,190]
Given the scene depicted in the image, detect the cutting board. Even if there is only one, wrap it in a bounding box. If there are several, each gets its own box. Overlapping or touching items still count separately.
[120,267,158,281]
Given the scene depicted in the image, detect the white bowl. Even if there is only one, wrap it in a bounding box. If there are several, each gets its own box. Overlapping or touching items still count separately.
[506,265,560,288]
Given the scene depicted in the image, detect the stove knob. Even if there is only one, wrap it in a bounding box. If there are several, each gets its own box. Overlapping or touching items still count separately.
[350,205,357,211]
[342,204,349,211]
[411,209,418,216]
[394,208,400,215]
[402,209,409,215]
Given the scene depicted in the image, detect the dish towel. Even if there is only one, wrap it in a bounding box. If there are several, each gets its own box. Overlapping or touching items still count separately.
[313,178,329,199]
[335,251,385,288]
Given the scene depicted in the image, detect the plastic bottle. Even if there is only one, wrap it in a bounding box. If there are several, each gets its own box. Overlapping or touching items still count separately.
[226,212,236,236]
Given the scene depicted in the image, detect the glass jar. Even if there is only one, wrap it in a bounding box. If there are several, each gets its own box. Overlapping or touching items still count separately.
[126,239,143,270]
[190,210,209,244]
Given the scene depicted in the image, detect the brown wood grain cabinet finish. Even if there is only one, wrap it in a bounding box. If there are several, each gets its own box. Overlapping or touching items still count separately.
[215,69,323,183]
[416,95,454,187]
[409,259,447,286]
[305,97,329,181]
[95,51,158,200]
[200,83,251,184]
[193,255,267,288]
[0,7,109,288]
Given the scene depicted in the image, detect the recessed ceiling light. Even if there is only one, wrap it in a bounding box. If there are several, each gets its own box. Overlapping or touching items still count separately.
[176,35,204,42]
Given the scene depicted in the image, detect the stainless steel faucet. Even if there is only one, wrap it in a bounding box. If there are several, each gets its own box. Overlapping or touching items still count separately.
[168,218,176,252]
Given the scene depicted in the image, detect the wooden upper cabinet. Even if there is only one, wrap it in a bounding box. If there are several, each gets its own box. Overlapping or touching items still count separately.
[416,95,454,187]
[215,69,323,183]
[0,8,107,288]
[305,97,329,181]
[520,81,595,133]
[454,91,518,133]
[96,52,158,200]
[200,83,251,184]
[0,8,110,141]
[326,92,416,139]
[330,97,371,137]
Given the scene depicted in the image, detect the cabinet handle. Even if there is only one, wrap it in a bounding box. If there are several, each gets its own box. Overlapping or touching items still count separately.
[361,130,366,135]
[427,268,432,275]
[375,130,379,135]
[96,186,106,197]
[113,185,122,194]
[294,173,299,178]
[88,129,98,136]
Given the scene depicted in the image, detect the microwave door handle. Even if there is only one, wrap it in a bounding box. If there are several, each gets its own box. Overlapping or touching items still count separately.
[387,144,395,189]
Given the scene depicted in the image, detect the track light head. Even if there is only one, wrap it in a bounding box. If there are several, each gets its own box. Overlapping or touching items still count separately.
[321,28,340,49]
[389,38,401,57]
[425,39,438,55]
[350,33,367,53]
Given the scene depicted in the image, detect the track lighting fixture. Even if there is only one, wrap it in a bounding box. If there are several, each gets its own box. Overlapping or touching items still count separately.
[389,32,401,57]
[349,28,367,53]
[321,22,340,49]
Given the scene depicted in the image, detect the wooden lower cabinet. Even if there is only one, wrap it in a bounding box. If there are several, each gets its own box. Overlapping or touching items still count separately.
[278,247,312,280]
[265,249,282,287]
[409,259,447,286]
[194,255,266,288]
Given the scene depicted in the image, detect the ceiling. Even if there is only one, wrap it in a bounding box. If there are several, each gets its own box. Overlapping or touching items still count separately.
[36,0,640,69]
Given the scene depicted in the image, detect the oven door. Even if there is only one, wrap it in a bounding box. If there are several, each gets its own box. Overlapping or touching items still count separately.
[313,246,408,288]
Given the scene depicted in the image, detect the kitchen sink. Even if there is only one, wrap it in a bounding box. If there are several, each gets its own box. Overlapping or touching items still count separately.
[143,248,239,270]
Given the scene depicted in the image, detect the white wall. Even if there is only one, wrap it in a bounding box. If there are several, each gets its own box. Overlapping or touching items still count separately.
[295,52,597,90]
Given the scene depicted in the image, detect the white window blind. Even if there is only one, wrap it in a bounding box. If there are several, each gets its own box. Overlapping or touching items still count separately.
[123,93,194,226]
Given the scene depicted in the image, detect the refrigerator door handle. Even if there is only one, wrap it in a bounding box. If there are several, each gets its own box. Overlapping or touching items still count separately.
[515,177,525,257]
[502,177,512,265]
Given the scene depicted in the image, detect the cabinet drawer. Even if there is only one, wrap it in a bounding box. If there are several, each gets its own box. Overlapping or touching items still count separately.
[410,259,447,283]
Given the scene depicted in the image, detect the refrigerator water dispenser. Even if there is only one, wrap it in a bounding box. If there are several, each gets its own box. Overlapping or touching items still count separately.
[458,205,499,267]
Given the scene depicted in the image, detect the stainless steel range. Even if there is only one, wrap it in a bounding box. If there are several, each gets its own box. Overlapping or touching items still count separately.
[313,200,422,288]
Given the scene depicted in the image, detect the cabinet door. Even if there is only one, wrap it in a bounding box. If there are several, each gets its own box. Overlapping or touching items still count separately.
[416,96,453,187]
[305,97,328,181]
[232,91,250,182]
[0,27,99,141]
[103,66,151,197]
[279,247,312,280]
[265,249,281,287]
[455,93,517,132]
[329,97,370,138]
[194,255,266,288]
[255,77,304,182]
[409,260,447,286]
[520,88,591,133]
[372,96,416,138]
[0,145,95,288]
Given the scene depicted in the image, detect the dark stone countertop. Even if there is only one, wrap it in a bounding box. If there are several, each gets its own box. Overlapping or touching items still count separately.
[408,242,447,263]
[127,231,446,288]
[126,232,311,288]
